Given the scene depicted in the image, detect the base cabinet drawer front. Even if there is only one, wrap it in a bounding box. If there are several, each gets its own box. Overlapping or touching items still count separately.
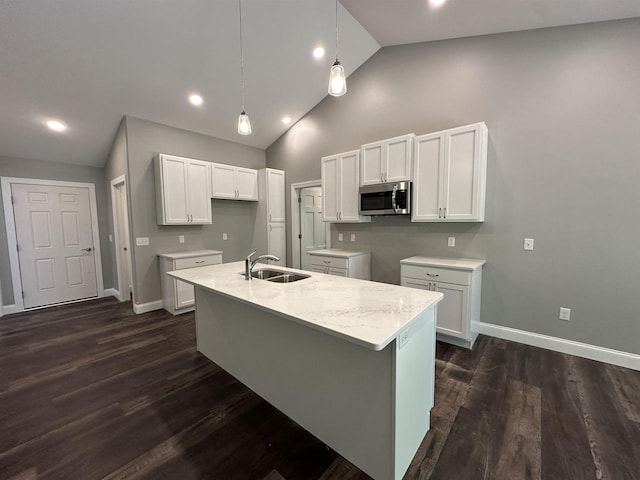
[327,267,348,277]
[401,264,470,286]
[310,256,348,270]
[175,254,222,270]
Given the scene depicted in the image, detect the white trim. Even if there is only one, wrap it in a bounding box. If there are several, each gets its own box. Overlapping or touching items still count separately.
[104,288,119,298]
[1,176,105,313]
[478,322,640,372]
[133,299,164,314]
[290,180,331,269]
[110,175,133,303]
[2,304,21,315]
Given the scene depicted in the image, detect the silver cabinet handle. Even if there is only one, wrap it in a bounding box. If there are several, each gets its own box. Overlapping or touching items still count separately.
[443,207,446,219]
[438,208,442,219]
[323,260,331,264]
[81,247,93,252]
[269,213,272,222]
[195,260,205,264]
[426,273,439,277]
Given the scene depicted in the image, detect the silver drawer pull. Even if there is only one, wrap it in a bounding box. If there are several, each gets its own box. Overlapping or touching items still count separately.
[323,260,331,264]
[426,273,439,277]
[195,260,205,264]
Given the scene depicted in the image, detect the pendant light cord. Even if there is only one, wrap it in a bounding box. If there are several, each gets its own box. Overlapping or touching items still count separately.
[335,0,339,61]
[239,0,245,111]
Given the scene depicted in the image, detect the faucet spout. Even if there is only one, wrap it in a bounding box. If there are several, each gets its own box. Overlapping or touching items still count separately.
[245,251,281,280]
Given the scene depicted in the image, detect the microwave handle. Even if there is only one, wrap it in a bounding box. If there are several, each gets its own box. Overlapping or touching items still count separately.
[391,184,398,213]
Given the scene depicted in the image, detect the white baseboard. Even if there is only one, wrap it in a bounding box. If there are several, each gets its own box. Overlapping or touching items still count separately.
[104,288,120,299]
[2,303,21,316]
[478,322,640,371]
[133,299,164,314]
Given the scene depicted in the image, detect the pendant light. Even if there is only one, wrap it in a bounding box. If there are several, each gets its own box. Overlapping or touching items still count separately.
[328,0,346,97]
[237,0,252,135]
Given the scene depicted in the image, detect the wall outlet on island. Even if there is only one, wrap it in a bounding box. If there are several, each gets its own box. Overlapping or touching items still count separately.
[350,234,356,242]
[524,238,534,251]
[223,233,228,241]
[338,233,343,242]
[448,237,456,247]
[559,307,571,321]
[178,235,185,243]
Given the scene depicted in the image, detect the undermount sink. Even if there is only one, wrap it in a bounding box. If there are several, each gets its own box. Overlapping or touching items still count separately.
[243,268,310,283]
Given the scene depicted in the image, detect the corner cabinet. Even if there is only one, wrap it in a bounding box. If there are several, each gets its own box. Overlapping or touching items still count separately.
[412,122,488,222]
[258,168,286,266]
[154,153,212,225]
[321,150,370,223]
[400,256,485,349]
[360,133,414,186]
[211,163,258,201]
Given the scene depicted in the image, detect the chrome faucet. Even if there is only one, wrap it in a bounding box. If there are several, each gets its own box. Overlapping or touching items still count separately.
[244,250,281,280]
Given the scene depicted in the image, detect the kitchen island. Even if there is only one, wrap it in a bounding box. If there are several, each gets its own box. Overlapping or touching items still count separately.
[169,261,443,480]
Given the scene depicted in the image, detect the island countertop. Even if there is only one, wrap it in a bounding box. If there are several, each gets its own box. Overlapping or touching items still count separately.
[169,261,442,351]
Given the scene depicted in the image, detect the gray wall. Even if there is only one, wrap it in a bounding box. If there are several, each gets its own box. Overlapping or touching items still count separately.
[266,19,640,355]
[0,156,113,305]
[124,116,266,305]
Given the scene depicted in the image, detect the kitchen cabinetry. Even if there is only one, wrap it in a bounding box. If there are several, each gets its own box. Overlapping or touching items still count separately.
[309,249,371,280]
[159,250,222,315]
[211,163,258,201]
[400,256,485,349]
[412,122,488,222]
[154,153,212,225]
[361,134,414,186]
[258,168,286,266]
[321,150,370,223]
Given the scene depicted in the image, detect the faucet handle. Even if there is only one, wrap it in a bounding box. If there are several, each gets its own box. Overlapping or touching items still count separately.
[246,249,257,261]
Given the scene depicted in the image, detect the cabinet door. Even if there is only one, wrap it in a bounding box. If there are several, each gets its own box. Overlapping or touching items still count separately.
[175,279,195,309]
[236,168,258,200]
[267,223,286,266]
[412,132,445,222]
[161,156,189,224]
[443,124,484,221]
[433,282,469,339]
[338,150,361,221]
[385,134,413,183]
[267,169,285,223]
[187,160,212,224]
[211,163,236,199]
[360,141,384,186]
[321,155,339,222]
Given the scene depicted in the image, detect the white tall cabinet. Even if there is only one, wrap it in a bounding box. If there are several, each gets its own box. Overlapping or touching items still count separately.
[321,150,370,223]
[258,168,286,266]
[412,122,488,222]
[360,134,414,186]
[211,163,258,201]
[154,153,212,225]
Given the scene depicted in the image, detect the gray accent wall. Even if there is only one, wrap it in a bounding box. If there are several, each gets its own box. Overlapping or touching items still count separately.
[0,156,113,305]
[123,116,266,306]
[266,19,640,354]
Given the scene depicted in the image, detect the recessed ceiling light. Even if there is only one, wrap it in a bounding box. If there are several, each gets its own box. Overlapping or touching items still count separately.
[189,94,203,106]
[282,116,292,125]
[46,120,67,132]
[313,47,325,59]
[428,0,447,8]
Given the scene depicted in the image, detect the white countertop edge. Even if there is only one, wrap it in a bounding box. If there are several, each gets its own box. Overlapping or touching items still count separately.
[400,256,486,271]
[158,249,223,260]
[308,249,370,258]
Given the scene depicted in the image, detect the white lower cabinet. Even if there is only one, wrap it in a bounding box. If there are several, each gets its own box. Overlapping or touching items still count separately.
[159,250,222,315]
[401,257,485,349]
[309,250,371,280]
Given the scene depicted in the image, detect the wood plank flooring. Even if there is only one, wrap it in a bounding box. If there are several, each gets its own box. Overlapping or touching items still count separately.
[1,297,639,479]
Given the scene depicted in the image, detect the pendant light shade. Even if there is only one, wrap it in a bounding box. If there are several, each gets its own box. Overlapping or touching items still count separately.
[328,0,346,97]
[238,110,252,135]
[328,60,347,97]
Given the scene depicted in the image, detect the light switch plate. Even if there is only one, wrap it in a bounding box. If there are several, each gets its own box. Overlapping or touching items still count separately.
[108,234,113,242]
[448,237,456,247]
[524,238,534,251]
[136,237,149,246]
[350,234,356,242]
[178,235,185,243]
[223,233,228,240]
[338,233,343,242]
[559,307,571,321]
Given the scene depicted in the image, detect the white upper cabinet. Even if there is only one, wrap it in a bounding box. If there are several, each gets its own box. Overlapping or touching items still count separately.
[321,150,370,223]
[266,168,285,222]
[155,154,212,225]
[211,163,258,201]
[412,122,488,222]
[360,134,414,186]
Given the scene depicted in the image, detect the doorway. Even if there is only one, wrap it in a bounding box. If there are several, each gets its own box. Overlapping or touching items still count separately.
[290,180,330,270]
[1,177,105,312]
[111,176,133,302]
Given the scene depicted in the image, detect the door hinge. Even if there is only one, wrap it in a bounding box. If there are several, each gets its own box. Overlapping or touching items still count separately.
[298,234,302,239]
[21,291,24,298]
[10,196,15,204]
[297,196,301,203]
[16,244,19,252]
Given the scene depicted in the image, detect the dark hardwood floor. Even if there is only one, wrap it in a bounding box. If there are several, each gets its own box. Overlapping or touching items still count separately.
[1,297,639,480]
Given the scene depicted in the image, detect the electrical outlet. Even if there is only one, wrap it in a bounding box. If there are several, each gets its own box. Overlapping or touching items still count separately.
[350,233,356,242]
[524,238,534,251]
[178,235,185,243]
[108,234,113,242]
[222,233,228,240]
[448,237,456,247]
[399,331,410,349]
[135,237,149,246]
[338,233,343,242]
[559,307,571,321]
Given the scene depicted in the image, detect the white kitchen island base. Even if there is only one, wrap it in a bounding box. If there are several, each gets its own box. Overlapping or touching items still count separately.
[195,287,436,480]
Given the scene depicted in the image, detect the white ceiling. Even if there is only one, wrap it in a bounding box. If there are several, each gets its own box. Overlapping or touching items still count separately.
[1,1,639,168]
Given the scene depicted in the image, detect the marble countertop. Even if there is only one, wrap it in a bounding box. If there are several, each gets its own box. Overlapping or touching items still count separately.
[169,261,442,351]
[400,256,486,271]
[308,249,370,258]
[158,249,223,260]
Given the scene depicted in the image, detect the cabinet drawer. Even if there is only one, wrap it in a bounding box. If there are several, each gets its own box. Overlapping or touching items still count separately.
[175,254,221,270]
[401,264,470,286]
[327,267,348,277]
[309,256,348,269]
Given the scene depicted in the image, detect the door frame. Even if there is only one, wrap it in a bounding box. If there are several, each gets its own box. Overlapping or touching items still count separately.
[1,176,105,313]
[290,180,331,270]
[110,175,132,302]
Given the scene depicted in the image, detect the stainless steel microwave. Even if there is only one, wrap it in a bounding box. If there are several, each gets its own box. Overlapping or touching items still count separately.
[359,181,411,215]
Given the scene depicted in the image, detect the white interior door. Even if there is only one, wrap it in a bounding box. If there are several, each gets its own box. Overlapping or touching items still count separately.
[113,180,132,300]
[11,183,98,308]
[299,187,326,271]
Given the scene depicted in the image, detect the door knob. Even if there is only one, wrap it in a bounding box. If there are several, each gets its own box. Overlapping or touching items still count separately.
[82,247,93,252]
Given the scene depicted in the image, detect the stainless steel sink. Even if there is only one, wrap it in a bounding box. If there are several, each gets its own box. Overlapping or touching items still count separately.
[251,269,288,280]
[242,268,310,283]
[267,273,310,283]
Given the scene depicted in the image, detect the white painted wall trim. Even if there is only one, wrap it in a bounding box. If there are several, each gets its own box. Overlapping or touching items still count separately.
[2,304,21,316]
[110,175,133,304]
[133,299,164,314]
[1,176,105,313]
[104,288,119,299]
[479,322,640,372]
[290,180,331,270]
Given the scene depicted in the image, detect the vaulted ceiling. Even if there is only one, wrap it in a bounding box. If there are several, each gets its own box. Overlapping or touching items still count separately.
[1,0,638,167]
